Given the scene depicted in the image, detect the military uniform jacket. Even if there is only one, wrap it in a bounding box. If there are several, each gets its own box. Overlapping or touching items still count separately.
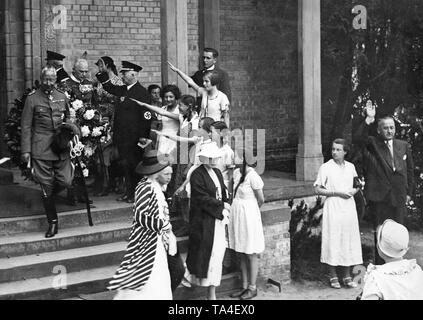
[21,88,71,161]
[101,81,152,151]
[62,74,96,105]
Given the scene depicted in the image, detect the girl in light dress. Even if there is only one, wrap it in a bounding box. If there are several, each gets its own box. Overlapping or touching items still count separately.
[168,61,230,129]
[228,151,265,300]
[314,139,363,289]
[156,85,181,157]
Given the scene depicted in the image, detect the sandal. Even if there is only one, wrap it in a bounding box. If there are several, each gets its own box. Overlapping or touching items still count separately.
[329,277,341,289]
[342,277,358,288]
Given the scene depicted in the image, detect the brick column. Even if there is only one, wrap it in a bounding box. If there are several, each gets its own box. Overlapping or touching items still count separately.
[161,0,188,92]
[296,0,323,181]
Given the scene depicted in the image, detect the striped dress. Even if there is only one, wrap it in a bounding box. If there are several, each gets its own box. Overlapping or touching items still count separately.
[108,178,172,295]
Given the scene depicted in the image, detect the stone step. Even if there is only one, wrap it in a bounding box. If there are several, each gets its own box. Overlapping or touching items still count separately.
[0,201,133,237]
[0,222,131,259]
[0,237,189,284]
[65,272,242,301]
[0,264,241,300]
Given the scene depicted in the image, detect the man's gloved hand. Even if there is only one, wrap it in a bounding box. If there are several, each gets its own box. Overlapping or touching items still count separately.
[96,71,110,84]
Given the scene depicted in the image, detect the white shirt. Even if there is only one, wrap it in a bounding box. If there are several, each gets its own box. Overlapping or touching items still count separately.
[127,82,137,91]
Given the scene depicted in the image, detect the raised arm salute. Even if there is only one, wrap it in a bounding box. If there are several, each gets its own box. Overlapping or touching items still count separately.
[96,61,152,203]
[168,61,230,129]
[353,101,414,263]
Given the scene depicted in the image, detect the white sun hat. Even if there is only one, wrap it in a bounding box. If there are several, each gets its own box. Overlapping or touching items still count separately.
[197,141,223,159]
[377,219,409,259]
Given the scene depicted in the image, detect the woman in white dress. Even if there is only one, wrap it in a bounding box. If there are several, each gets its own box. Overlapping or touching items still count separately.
[157,85,181,157]
[314,139,363,289]
[168,61,230,128]
[228,153,265,300]
[108,150,177,300]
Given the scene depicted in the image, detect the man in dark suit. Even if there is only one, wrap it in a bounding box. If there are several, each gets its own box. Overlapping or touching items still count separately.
[96,61,152,203]
[354,102,414,230]
[191,47,232,105]
[46,50,69,84]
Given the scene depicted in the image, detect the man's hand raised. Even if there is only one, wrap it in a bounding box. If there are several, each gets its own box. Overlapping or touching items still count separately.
[364,100,376,125]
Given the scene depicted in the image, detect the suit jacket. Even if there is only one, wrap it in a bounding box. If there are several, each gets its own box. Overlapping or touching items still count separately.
[186,165,229,279]
[101,81,151,153]
[21,88,71,161]
[191,66,232,102]
[353,119,414,207]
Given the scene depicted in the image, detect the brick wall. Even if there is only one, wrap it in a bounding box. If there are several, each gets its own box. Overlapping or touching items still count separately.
[259,217,291,284]
[53,0,162,86]
[219,0,299,172]
[187,0,200,74]
[4,1,25,112]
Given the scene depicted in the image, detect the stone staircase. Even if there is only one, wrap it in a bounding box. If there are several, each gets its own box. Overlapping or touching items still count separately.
[0,197,244,300]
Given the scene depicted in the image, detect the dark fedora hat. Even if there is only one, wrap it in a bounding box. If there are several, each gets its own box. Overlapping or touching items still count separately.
[136,150,171,176]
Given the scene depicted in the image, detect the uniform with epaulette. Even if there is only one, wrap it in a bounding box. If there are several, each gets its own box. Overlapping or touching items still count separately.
[21,87,74,237]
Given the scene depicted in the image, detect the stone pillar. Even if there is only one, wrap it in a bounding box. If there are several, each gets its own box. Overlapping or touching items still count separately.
[24,0,42,88]
[0,2,7,157]
[161,0,188,92]
[296,0,323,181]
[199,0,220,54]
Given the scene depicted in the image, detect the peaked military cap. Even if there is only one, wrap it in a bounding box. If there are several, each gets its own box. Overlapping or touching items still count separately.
[120,61,143,72]
[46,51,66,61]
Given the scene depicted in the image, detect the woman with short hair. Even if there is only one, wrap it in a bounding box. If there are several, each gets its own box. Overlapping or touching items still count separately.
[314,139,363,289]
[168,61,230,129]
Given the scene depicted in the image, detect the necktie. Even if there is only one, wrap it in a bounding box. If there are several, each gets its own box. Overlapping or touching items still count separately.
[386,140,395,171]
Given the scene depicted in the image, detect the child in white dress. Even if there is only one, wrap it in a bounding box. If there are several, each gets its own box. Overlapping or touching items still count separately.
[314,139,363,289]
[228,153,265,300]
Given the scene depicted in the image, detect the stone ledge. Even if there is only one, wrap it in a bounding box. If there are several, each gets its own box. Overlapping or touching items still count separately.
[261,201,291,226]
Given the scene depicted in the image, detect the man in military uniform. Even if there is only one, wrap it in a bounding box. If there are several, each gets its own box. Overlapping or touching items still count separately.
[46,50,70,84]
[96,61,152,203]
[61,58,96,205]
[21,66,77,238]
[63,58,96,104]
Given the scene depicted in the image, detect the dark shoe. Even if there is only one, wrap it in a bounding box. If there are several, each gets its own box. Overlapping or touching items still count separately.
[45,222,58,238]
[116,195,129,202]
[230,289,248,298]
[239,288,257,300]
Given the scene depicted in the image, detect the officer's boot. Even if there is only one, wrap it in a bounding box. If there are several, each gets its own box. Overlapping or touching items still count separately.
[42,195,59,238]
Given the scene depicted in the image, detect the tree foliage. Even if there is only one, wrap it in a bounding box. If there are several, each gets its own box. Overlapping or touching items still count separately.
[322,0,423,227]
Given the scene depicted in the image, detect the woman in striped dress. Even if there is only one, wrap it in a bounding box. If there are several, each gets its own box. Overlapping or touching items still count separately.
[108,150,176,300]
